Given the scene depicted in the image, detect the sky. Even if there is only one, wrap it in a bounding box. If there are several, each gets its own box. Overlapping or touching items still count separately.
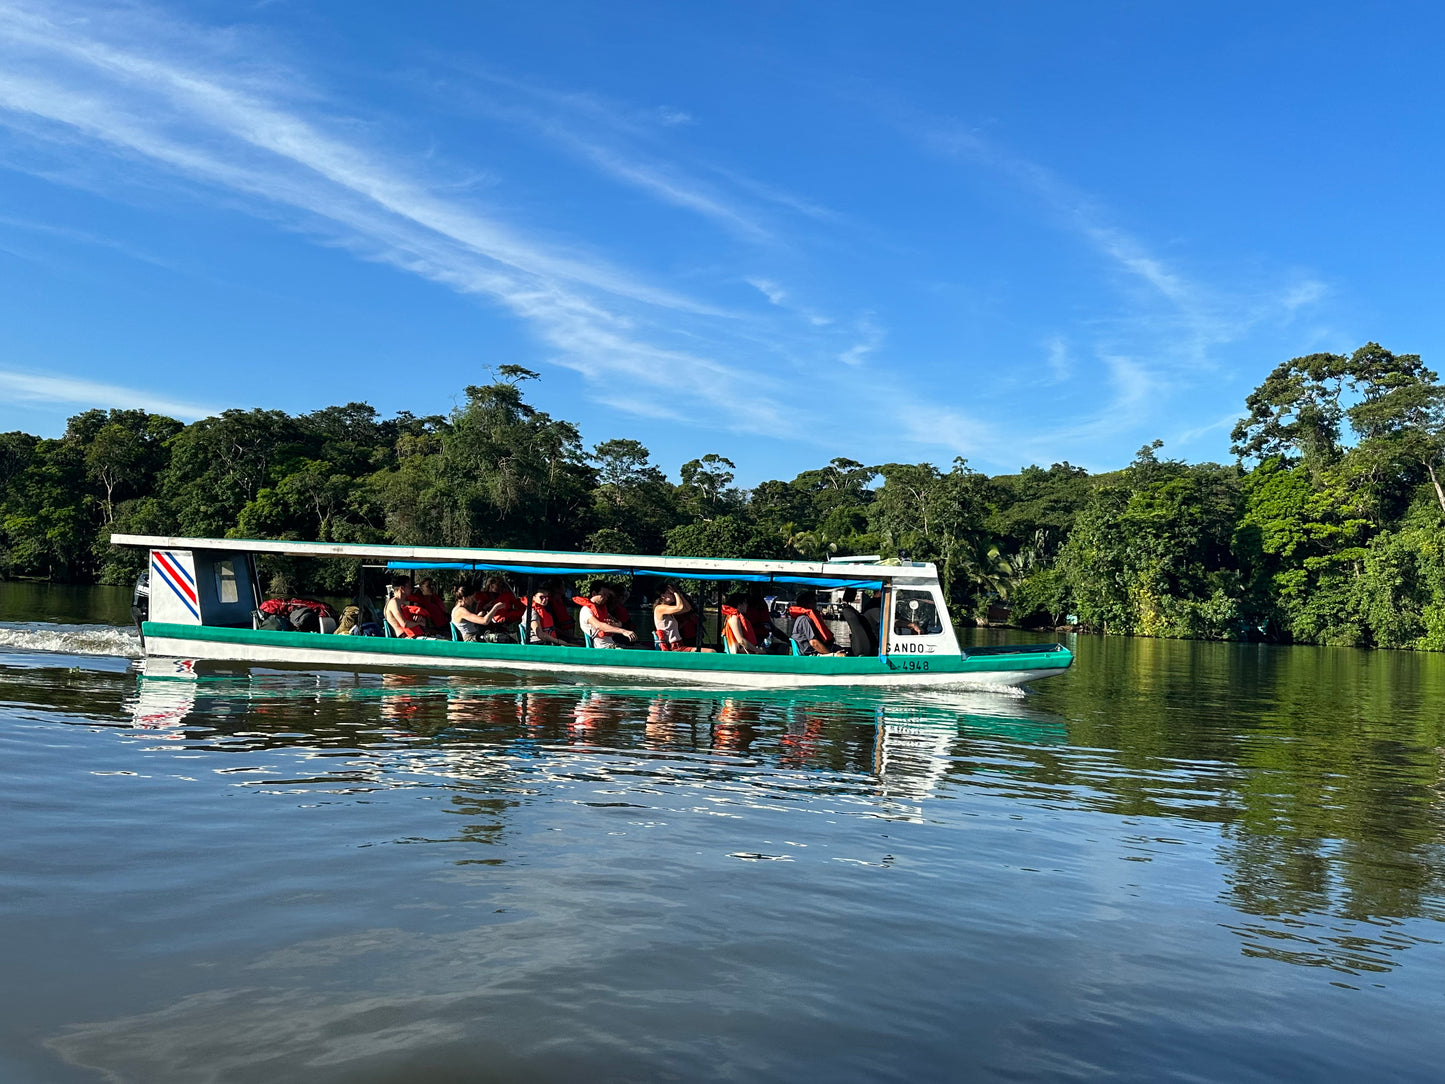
[0,0,1441,483]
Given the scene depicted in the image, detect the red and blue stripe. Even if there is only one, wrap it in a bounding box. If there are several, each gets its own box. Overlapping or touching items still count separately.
[152,550,200,620]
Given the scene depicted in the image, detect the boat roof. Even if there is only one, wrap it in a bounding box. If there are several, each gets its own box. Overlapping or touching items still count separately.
[109,534,938,586]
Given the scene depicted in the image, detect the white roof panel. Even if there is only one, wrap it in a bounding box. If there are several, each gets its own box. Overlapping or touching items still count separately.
[110,534,937,582]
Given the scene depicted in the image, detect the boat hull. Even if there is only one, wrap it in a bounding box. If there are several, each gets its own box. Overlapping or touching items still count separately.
[142,623,1073,689]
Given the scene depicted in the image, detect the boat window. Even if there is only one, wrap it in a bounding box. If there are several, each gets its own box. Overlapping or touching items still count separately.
[893,589,942,636]
[215,559,239,604]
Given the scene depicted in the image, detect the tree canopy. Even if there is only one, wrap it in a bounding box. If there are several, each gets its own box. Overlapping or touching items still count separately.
[3,344,1443,651]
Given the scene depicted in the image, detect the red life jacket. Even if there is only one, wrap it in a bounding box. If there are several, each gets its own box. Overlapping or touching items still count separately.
[527,597,556,633]
[416,594,449,628]
[549,594,574,634]
[674,591,698,642]
[788,605,833,644]
[608,601,632,628]
[261,597,335,619]
[490,589,525,624]
[721,604,758,646]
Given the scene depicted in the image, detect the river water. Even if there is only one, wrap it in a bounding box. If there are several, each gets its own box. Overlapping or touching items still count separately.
[1,584,1443,1082]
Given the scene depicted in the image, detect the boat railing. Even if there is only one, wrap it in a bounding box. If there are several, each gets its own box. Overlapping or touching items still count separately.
[960,643,1069,657]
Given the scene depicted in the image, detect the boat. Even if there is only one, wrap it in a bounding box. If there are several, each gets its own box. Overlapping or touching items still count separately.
[111,534,1074,689]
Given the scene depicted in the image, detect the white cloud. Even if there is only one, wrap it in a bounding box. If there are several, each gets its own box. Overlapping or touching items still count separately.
[1044,336,1070,383]
[0,0,797,423]
[838,316,883,368]
[0,367,219,419]
[746,277,787,306]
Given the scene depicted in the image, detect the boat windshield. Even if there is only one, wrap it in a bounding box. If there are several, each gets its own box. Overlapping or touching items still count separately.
[893,589,943,636]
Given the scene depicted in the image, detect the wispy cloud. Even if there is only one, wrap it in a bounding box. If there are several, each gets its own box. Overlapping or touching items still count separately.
[0,0,798,424]
[838,315,883,368]
[427,64,841,241]
[1044,336,1070,383]
[1172,411,1244,448]
[903,114,1330,464]
[0,367,219,419]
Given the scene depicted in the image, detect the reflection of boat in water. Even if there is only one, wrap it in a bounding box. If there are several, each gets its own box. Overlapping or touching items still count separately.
[112,533,1073,689]
[128,664,1068,748]
[126,665,1070,820]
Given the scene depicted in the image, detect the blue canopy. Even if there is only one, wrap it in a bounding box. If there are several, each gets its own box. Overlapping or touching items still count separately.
[384,560,882,590]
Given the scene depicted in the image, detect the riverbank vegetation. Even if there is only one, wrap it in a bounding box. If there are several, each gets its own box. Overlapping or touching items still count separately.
[2,346,1443,649]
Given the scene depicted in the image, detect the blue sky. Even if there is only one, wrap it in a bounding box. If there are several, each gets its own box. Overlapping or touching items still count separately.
[0,1,1440,483]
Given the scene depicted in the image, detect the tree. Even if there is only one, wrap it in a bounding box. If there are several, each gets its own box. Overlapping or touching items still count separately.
[678,454,737,519]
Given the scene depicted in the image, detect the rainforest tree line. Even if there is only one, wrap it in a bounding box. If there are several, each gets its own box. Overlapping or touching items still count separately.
[2,347,1443,649]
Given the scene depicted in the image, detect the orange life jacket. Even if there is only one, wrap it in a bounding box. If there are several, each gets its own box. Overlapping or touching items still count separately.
[787,605,833,644]
[573,595,609,625]
[721,604,759,646]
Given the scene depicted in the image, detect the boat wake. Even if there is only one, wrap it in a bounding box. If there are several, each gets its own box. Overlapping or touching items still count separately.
[0,621,142,658]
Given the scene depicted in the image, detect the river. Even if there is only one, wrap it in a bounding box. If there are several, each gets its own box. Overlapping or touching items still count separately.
[1,584,1442,1082]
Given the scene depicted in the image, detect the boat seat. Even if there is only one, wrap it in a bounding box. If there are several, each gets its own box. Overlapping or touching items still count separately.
[450,623,462,641]
[721,624,741,654]
[789,637,802,656]
[383,620,396,638]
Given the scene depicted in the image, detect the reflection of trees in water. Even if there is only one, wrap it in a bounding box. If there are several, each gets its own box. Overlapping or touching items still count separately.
[120,643,1445,977]
[1034,635,1445,972]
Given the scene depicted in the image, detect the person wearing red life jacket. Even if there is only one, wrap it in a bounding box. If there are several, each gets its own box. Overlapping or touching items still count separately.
[574,586,636,648]
[384,575,432,638]
[744,587,782,653]
[525,586,573,646]
[468,575,525,643]
[604,583,634,631]
[544,579,576,639]
[788,590,845,656]
[722,592,764,654]
[415,578,450,629]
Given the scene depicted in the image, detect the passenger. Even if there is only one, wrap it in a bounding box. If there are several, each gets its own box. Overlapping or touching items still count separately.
[860,593,882,644]
[722,592,764,654]
[415,578,450,629]
[385,575,432,638]
[838,587,876,657]
[526,586,574,646]
[789,591,846,656]
[451,582,491,641]
[544,578,577,640]
[605,583,634,632]
[473,575,525,643]
[653,583,714,652]
[574,586,637,648]
[744,587,785,653]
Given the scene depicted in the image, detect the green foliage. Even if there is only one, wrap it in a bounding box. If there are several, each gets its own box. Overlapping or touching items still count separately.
[2,342,1444,655]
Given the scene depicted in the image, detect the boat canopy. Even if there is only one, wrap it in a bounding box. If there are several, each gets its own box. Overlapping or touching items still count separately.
[109,534,933,585]
[382,560,883,589]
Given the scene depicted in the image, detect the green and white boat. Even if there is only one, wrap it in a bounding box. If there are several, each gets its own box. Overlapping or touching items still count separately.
[112,534,1073,690]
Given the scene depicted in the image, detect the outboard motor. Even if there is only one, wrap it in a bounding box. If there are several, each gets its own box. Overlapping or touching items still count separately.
[131,567,149,647]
